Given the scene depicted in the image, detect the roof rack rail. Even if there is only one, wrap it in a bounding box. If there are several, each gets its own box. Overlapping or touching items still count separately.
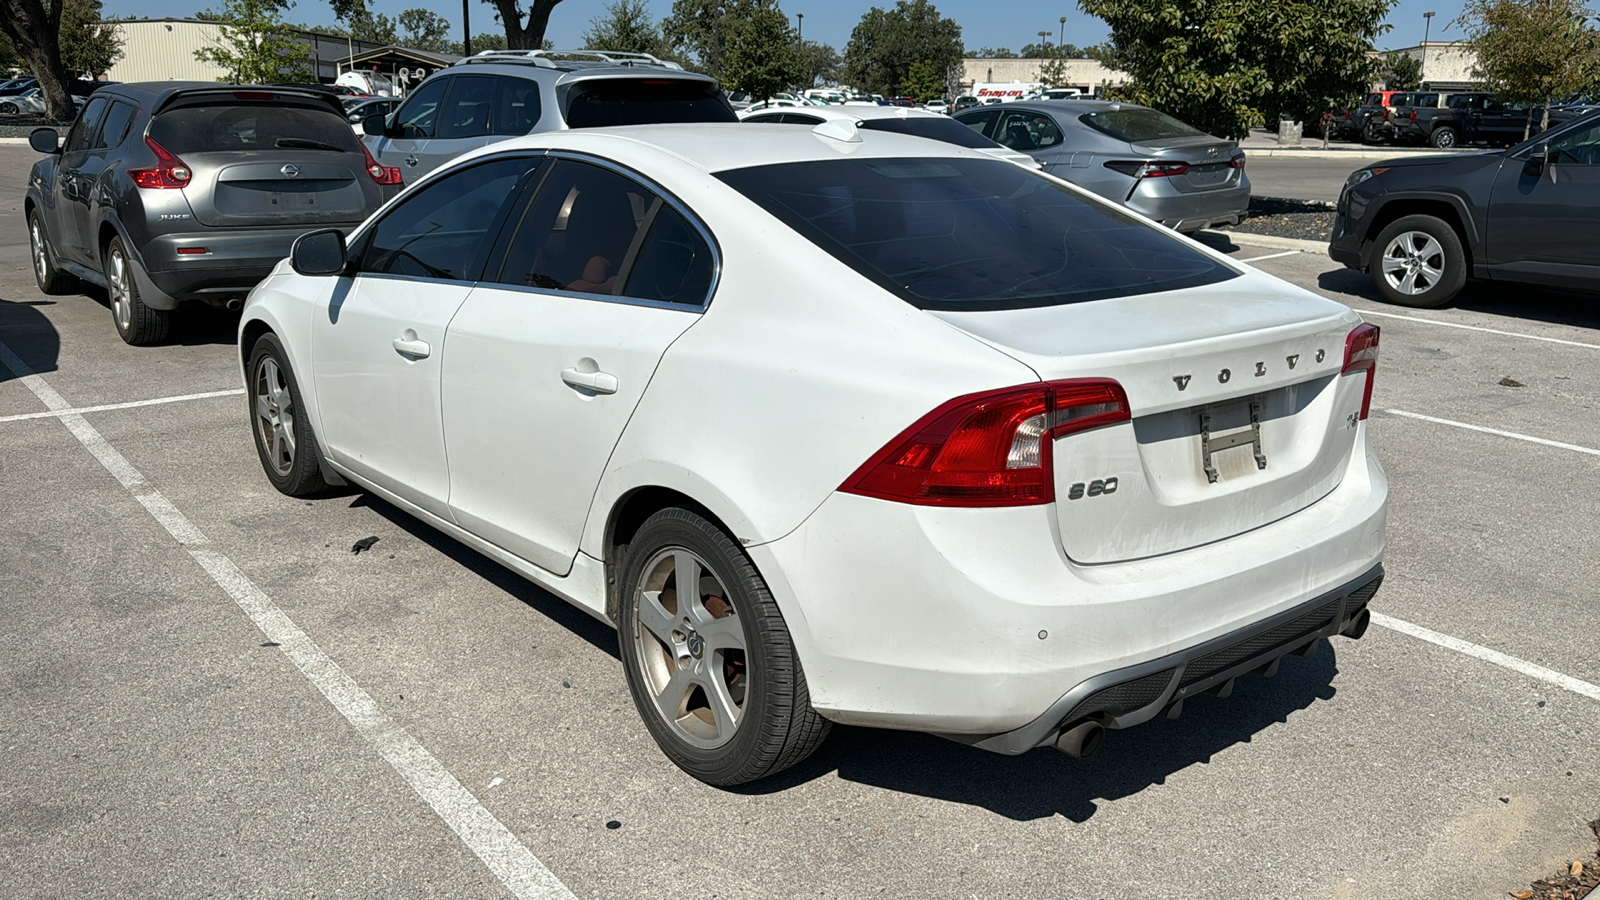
[455,48,685,71]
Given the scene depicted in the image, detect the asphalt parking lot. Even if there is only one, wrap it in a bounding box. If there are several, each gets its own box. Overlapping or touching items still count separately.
[3,142,1597,899]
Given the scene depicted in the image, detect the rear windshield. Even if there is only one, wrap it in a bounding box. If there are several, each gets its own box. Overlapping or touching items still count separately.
[563,79,736,128]
[858,115,1005,149]
[716,157,1236,311]
[1078,107,1206,143]
[150,102,361,154]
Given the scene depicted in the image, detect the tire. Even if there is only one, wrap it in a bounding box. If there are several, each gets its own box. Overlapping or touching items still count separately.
[247,333,329,497]
[28,210,77,295]
[617,507,830,786]
[104,237,171,345]
[1360,122,1382,145]
[0,102,18,115]
[1429,126,1458,149]
[1369,214,1466,308]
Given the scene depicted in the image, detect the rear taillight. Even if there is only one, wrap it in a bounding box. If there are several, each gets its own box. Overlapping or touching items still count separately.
[361,141,403,185]
[1103,160,1190,178]
[1409,109,1418,124]
[1228,152,1246,169]
[129,137,191,189]
[841,379,1130,507]
[1342,323,1380,420]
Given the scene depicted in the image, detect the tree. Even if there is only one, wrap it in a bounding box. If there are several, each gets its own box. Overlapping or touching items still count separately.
[720,4,805,98]
[349,10,397,44]
[1038,55,1071,87]
[59,0,122,77]
[1454,0,1600,134]
[456,30,508,54]
[1078,0,1393,138]
[1019,41,1085,58]
[663,0,755,80]
[399,8,453,52]
[486,0,566,50]
[195,0,314,83]
[968,46,1017,57]
[0,0,79,120]
[582,0,674,57]
[798,40,840,87]
[842,0,963,97]
[1383,50,1423,89]
[902,58,944,100]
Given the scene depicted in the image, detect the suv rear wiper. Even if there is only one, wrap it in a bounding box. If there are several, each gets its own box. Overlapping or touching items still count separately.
[275,137,345,152]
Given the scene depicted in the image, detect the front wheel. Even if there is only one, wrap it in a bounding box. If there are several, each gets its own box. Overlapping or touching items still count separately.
[247,333,328,496]
[1369,214,1466,308]
[617,508,830,786]
[1429,126,1458,149]
[29,211,77,295]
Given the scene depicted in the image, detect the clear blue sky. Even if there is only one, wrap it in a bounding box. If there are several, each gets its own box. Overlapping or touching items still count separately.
[106,0,1469,55]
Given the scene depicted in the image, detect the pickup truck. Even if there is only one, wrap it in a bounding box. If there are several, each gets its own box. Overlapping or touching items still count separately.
[1354,90,1411,143]
[1391,92,1576,148]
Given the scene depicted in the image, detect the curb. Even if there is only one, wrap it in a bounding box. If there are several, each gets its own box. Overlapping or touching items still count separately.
[1242,147,1458,160]
[1197,230,1330,253]
[0,137,38,145]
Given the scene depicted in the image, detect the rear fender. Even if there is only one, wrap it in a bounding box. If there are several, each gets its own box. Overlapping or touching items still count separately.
[97,213,181,311]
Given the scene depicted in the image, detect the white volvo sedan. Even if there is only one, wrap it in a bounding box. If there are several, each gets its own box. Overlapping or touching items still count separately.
[239,123,1387,786]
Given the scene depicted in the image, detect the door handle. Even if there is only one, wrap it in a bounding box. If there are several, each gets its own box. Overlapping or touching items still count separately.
[404,155,418,167]
[561,367,618,394]
[392,337,430,358]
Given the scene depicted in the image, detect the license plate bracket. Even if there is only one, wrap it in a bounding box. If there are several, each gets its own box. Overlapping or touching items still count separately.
[1199,401,1267,484]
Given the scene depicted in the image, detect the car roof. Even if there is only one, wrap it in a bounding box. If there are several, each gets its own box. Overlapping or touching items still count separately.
[457,122,988,176]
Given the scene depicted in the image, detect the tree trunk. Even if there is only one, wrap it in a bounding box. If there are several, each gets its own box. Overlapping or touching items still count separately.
[1540,95,1550,134]
[1524,106,1533,141]
[489,0,563,50]
[0,0,75,123]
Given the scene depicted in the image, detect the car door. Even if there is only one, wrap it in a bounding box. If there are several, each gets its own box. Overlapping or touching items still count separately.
[1486,114,1600,285]
[441,157,715,575]
[52,96,110,264]
[73,99,138,268]
[366,75,449,184]
[310,155,540,518]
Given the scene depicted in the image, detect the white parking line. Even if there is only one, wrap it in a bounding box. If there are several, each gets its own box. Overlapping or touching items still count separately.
[0,338,576,900]
[1373,613,1600,702]
[1378,408,1600,458]
[1350,307,1600,350]
[1236,250,1302,264]
[0,388,245,423]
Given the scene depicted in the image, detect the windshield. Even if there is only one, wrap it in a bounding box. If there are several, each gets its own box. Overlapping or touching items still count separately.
[858,116,1007,149]
[717,157,1236,312]
[151,103,362,153]
[1078,107,1207,143]
[564,79,737,128]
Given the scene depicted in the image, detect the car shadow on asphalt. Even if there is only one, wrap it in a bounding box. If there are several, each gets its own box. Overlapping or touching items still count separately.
[77,286,244,347]
[738,646,1341,822]
[0,296,60,379]
[1318,269,1600,331]
[1188,232,1242,254]
[346,492,622,661]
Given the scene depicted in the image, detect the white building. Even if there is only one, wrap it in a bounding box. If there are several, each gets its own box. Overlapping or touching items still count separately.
[104,18,390,84]
[958,57,1128,97]
[1377,42,1480,91]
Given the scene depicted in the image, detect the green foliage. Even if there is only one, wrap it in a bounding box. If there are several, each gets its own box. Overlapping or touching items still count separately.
[902,58,944,99]
[582,0,675,58]
[720,3,805,98]
[968,46,1017,58]
[1019,41,1087,58]
[0,32,20,71]
[195,0,313,83]
[398,8,453,52]
[798,40,840,86]
[1383,50,1422,89]
[1078,0,1393,138]
[350,10,397,44]
[842,0,963,96]
[1038,55,1072,87]
[664,0,764,80]
[1454,0,1600,130]
[59,0,122,76]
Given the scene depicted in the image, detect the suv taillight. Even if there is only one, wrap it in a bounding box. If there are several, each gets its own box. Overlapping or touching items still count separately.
[1342,323,1380,420]
[841,379,1130,507]
[361,141,403,185]
[129,137,190,189]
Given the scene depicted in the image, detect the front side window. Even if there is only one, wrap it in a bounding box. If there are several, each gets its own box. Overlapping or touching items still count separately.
[62,96,109,154]
[717,157,1236,312]
[438,75,494,139]
[1545,116,1600,164]
[394,77,448,138]
[358,157,536,281]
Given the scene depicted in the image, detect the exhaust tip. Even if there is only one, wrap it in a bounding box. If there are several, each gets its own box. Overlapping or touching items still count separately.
[1342,608,1372,640]
[226,298,244,311]
[1054,720,1105,759]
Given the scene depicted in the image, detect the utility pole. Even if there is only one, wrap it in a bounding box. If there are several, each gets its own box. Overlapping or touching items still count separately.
[1420,11,1435,89]
[463,0,472,56]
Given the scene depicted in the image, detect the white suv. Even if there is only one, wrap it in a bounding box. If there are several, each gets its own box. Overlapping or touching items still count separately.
[360,49,735,182]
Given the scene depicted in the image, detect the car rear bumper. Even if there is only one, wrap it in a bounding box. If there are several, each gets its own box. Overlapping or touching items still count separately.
[143,226,358,301]
[746,422,1387,747]
[1129,177,1251,233]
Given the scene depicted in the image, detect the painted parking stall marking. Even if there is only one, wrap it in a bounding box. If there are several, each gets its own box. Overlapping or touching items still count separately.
[1373,613,1600,703]
[0,337,577,900]
[1349,307,1600,350]
[1378,408,1600,458]
[1236,250,1303,264]
[0,387,246,424]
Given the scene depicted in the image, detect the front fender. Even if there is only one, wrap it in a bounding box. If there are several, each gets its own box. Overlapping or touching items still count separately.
[1358,189,1485,265]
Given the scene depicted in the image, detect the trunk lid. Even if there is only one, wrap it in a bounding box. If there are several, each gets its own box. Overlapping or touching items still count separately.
[184,152,372,227]
[931,270,1367,564]
[1130,137,1241,193]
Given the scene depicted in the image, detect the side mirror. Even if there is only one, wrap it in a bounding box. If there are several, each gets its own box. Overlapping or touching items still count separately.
[362,113,387,137]
[291,228,349,277]
[1524,144,1548,176]
[29,127,60,154]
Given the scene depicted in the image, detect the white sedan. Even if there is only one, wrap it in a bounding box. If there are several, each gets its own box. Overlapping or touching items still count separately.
[240,122,1387,785]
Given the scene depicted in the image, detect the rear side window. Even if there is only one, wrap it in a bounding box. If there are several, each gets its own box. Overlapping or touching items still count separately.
[96,100,137,150]
[859,115,1007,150]
[492,77,541,135]
[563,79,736,128]
[622,207,715,305]
[439,75,494,138]
[150,103,361,153]
[1078,107,1205,142]
[956,109,1000,138]
[995,111,1064,150]
[717,157,1236,312]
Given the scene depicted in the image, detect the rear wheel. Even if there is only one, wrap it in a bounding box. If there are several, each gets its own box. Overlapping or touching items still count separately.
[104,237,171,345]
[1429,126,1459,148]
[617,508,830,786]
[248,333,328,497]
[29,210,77,295]
[1369,214,1466,308]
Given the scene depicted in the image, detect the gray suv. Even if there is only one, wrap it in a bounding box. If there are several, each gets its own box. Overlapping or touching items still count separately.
[26,83,393,344]
[362,49,736,182]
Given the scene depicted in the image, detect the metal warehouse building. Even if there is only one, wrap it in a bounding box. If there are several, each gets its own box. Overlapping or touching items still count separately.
[103,18,390,84]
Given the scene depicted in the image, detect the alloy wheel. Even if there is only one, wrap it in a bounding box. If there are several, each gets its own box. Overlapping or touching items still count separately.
[30,217,47,285]
[107,247,132,332]
[253,357,296,477]
[631,547,747,749]
[1380,231,1446,296]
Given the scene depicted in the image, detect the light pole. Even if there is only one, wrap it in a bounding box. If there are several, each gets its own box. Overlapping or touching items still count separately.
[1038,30,1051,55]
[797,12,803,43]
[1420,11,1435,88]
[1059,16,1066,48]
